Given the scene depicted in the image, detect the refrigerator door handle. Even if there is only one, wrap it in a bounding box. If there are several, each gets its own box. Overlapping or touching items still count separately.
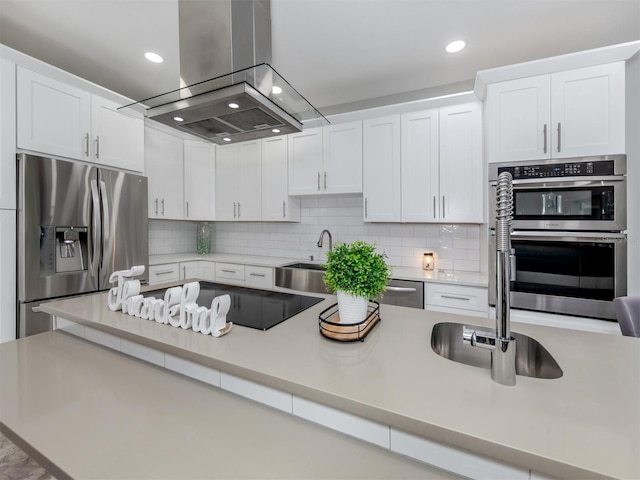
[90,179,101,276]
[99,179,110,270]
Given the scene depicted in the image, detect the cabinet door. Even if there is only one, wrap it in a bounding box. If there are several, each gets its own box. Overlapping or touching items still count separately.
[0,58,16,210]
[363,115,401,222]
[551,62,625,157]
[237,141,262,221]
[17,66,91,161]
[439,103,483,223]
[262,137,299,222]
[144,126,184,219]
[401,110,439,222]
[0,210,16,343]
[180,261,200,280]
[323,121,363,194]
[215,144,237,221]
[485,75,551,163]
[288,128,323,195]
[91,96,144,172]
[184,140,215,221]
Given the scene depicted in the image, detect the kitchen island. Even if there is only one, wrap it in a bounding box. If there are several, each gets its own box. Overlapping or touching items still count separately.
[15,284,640,479]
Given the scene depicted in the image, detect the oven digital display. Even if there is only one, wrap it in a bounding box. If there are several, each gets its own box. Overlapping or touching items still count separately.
[498,160,614,179]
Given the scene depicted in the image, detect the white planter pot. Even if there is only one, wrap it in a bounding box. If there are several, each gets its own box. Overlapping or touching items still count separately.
[336,291,368,324]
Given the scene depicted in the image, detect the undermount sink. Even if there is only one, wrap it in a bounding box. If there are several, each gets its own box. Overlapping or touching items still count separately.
[275,262,329,294]
[431,322,563,379]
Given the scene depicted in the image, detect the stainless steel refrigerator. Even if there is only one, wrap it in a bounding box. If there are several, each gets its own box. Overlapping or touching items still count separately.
[17,153,149,337]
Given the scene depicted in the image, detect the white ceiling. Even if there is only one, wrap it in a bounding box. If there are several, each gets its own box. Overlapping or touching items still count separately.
[1,0,639,115]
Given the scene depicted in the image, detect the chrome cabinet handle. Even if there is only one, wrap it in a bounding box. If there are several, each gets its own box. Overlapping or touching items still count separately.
[237,202,241,218]
[221,269,237,274]
[317,172,321,191]
[154,198,158,215]
[557,122,561,152]
[186,201,189,218]
[182,266,186,278]
[155,269,175,275]
[95,136,100,159]
[161,199,165,216]
[324,172,327,190]
[233,202,237,218]
[441,295,470,301]
[84,133,90,157]
[364,198,368,218]
[543,124,548,154]
[250,273,266,278]
[433,196,436,218]
[442,196,445,219]
[282,200,286,218]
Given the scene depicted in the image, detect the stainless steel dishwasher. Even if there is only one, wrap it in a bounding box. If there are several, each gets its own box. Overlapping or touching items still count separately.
[378,279,424,309]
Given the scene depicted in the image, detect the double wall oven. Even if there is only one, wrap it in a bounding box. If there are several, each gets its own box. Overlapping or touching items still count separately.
[489,155,626,320]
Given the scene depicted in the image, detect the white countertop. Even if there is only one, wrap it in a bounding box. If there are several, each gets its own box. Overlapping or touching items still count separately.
[40,285,640,479]
[150,253,489,287]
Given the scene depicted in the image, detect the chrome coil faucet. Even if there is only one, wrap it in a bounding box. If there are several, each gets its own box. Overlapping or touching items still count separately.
[463,171,517,386]
[317,229,333,251]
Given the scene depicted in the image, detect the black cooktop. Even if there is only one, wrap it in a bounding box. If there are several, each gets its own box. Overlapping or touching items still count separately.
[144,282,323,330]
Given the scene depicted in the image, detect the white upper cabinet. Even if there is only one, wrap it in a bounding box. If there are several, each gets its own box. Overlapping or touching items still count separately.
[183,140,215,221]
[215,141,262,221]
[438,103,483,223]
[288,122,362,196]
[486,62,625,162]
[363,115,402,222]
[90,96,144,172]
[322,121,363,194]
[262,136,300,222]
[0,57,16,210]
[145,126,184,220]
[401,109,439,222]
[17,66,91,161]
[17,66,144,171]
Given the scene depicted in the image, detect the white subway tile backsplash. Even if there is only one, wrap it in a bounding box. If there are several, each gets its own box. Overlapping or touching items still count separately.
[150,195,483,273]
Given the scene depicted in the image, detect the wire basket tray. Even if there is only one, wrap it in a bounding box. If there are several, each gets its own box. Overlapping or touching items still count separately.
[318,301,381,342]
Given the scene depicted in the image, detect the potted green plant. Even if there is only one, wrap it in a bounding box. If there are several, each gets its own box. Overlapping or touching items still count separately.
[323,241,392,323]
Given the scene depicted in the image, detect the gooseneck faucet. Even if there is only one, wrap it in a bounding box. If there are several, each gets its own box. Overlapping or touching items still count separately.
[463,172,517,386]
[317,229,333,251]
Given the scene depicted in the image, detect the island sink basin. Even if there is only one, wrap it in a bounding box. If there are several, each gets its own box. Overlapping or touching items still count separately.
[430,322,563,379]
[275,262,329,294]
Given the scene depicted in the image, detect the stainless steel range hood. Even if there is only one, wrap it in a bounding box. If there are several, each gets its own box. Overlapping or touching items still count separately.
[122,0,327,144]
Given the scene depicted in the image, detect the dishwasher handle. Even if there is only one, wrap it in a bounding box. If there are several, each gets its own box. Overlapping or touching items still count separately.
[386,286,417,293]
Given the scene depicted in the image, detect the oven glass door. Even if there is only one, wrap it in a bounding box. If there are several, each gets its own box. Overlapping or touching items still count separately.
[513,185,614,221]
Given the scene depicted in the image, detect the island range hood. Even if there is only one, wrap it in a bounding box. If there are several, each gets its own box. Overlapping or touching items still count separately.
[123,0,327,144]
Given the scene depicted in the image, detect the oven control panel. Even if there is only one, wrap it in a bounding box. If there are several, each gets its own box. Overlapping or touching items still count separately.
[498,160,614,179]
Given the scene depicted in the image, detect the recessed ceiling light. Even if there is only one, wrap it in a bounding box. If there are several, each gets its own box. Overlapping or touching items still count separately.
[272,86,282,95]
[445,40,466,53]
[144,52,164,63]
[272,128,281,133]
[228,102,239,109]
[223,138,231,142]
[173,116,184,122]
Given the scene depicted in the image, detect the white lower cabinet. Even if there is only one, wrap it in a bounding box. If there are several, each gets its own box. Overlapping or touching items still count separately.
[199,262,216,282]
[84,326,121,351]
[389,428,529,480]
[120,338,164,366]
[292,396,390,448]
[245,266,273,289]
[0,210,16,343]
[165,354,221,387]
[148,263,180,285]
[220,372,292,412]
[180,261,200,280]
[425,283,488,317]
[215,263,246,285]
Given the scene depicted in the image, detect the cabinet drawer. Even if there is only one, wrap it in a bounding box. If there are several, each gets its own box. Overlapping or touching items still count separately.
[215,263,245,284]
[245,266,273,289]
[425,284,488,313]
[149,263,180,285]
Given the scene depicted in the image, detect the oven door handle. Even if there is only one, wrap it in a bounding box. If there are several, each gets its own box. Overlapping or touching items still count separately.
[489,176,625,188]
[507,230,627,242]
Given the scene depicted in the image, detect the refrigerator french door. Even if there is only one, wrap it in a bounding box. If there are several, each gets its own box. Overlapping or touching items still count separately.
[17,154,148,337]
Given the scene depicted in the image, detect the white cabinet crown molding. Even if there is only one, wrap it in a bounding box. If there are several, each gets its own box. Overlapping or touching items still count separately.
[474,40,640,100]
